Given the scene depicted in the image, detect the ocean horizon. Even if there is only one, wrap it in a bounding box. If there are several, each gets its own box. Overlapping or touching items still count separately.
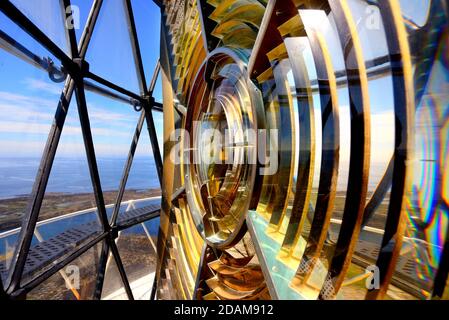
[0,156,161,200]
[0,156,389,200]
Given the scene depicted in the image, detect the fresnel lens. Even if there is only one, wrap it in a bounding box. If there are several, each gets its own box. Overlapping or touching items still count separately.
[158,0,449,301]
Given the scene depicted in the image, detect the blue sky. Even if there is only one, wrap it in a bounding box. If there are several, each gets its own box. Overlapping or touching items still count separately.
[0,0,411,191]
[0,0,163,159]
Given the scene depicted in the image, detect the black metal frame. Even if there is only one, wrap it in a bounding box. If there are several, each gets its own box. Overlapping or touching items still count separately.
[0,0,163,300]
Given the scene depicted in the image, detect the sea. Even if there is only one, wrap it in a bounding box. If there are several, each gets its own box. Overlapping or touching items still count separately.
[0,157,161,276]
[0,156,388,277]
[0,157,389,200]
[0,157,161,200]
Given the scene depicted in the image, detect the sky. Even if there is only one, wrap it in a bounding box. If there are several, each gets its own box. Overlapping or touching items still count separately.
[0,0,163,159]
[0,0,412,189]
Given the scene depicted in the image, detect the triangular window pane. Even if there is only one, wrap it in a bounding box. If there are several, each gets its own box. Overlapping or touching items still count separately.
[116,127,161,224]
[85,0,141,93]
[130,0,161,87]
[70,0,94,44]
[0,16,66,286]
[27,241,102,300]
[101,251,128,300]
[10,0,69,55]
[116,223,158,299]
[20,99,102,285]
[83,90,141,219]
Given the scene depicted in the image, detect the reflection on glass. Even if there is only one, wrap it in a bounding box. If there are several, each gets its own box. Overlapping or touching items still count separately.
[175,0,448,300]
[143,217,160,249]
[1,0,448,301]
[385,0,449,300]
[129,0,161,87]
[116,223,157,299]
[9,0,68,55]
[0,12,66,285]
[100,252,127,300]
[337,0,396,299]
[27,242,102,300]
[85,0,141,93]
[21,99,102,285]
[117,127,161,223]
[84,91,141,214]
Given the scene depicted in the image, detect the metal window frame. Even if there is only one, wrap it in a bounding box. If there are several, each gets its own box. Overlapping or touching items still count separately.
[0,0,163,300]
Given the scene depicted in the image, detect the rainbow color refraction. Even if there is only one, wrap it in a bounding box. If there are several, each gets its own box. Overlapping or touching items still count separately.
[156,0,449,300]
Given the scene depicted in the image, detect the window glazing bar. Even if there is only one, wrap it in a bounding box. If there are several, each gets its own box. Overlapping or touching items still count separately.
[1,0,163,300]
[0,1,77,74]
[61,0,79,59]
[0,29,144,110]
[16,233,108,298]
[12,205,160,297]
[116,211,160,231]
[365,1,415,300]
[110,241,134,300]
[84,80,140,107]
[6,79,76,293]
[124,0,148,95]
[93,240,110,300]
[148,60,161,95]
[110,112,146,226]
[74,81,110,230]
[110,59,164,226]
[86,71,144,102]
[4,0,104,293]
[0,29,46,70]
[152,101,164,112]
[432,224,449,298]
[144,106,163,186]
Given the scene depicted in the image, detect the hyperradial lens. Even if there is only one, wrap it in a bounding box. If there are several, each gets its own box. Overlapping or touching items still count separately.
[184,49,262,248]
[158,0,449,300]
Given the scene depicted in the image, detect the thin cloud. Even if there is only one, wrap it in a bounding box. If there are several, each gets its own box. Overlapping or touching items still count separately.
[0,139,153,159]
[0,91,56,110]
[23,78,63,95]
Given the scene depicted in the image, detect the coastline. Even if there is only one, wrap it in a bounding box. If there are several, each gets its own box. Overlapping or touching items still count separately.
[0,188,162,233]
